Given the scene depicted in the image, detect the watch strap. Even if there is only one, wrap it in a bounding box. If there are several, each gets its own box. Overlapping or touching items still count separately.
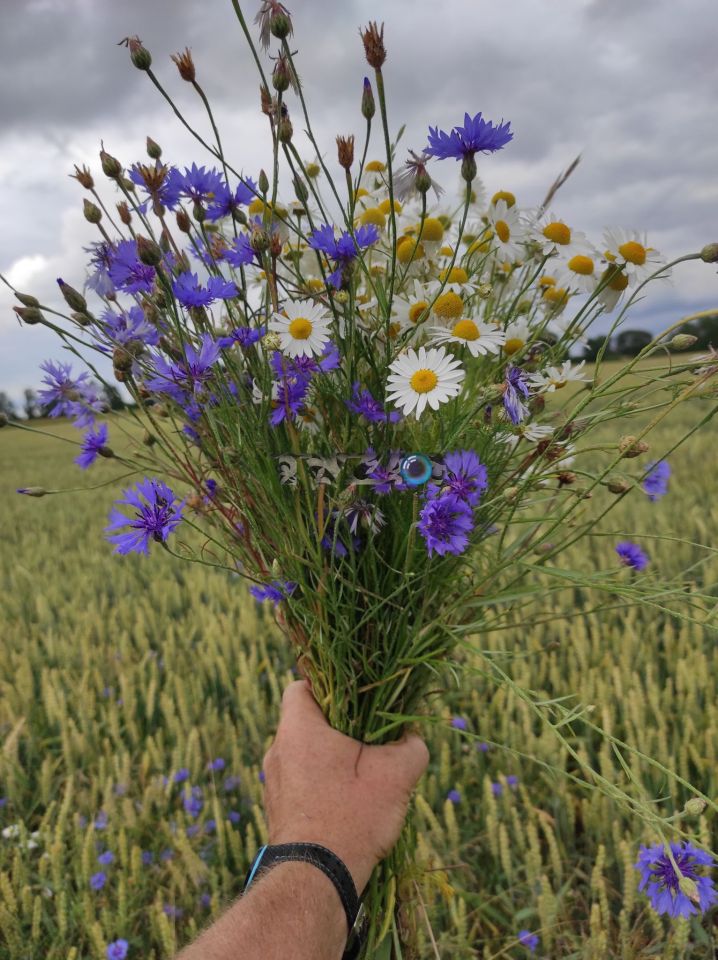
[244,842,367,959]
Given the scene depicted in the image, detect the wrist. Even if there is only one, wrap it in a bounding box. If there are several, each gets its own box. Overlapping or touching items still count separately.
[268,830,375,892]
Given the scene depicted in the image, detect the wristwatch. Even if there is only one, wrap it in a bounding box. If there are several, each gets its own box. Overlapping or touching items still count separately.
[243,842,368,960]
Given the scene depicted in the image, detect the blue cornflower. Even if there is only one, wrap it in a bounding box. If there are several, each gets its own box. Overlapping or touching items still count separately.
[160,849,174,862]
[228,810,242,825]
[172,271,238,308]
[269,376,310,427]
[183,786,203,819]
[90,871,107,891]
[506,775,519,788]
[37,360,100,424]
[491,781,503,797]
[105,478,184,556]
[206,177,256,221]
[174,768,190,784]
[218,325,265,350]
[426,112,513,161]
[130,162,181,209]
[98,850,115,866]
[616,541,649,571]
[250,580,297,605]
[418,493,474,557]
[204,819,217,834]
[208,758,226,772]
[451,717,468,730]
[107,240,156,294]
[431,450,488,506]
[643,460,670,501]
[140,850,154,866]
[163,904,184,919]
[447,789,461,804]
[94,811,108,830]
[517,930,539,952]
[503,367,530,424]
[75,423,109,470]
[636,842,717,917]
[85,241,116,296]
[308,223,379,288]
[259,771,266,784]
[102,306,161,348]
[185,824,200,838]
[224,775,241,792]
[347,383,401,424]
[477,742,491,752]
[174,164,224,205]
[146,334,221,401]
[199,892,212,908]
[221,233,256,268]
[106,940,129,960]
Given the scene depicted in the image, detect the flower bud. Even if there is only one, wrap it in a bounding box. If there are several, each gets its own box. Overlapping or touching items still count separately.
[146,137,162,160]
[249,225,271,254]
[336,135,355,171]
[13,306,43,325]
[142,430,156,446]
[15,292,40,307]
[270,9,292,39]
[361,21,387,69]
[100,146,122,180]
[618,435,649,458]
[607,478,632,494]
[270,230,283,257]
[258,169,270,195]
[159,230,171,254]
[414,168,432,195]
[136,235,162,266]
[116,201,132,225]
[678,875,700,903]
[700,242,718,264]
[83,199,102,224]
[558,471,577,486]
[503,486,519,502]
[71,164,94,189]
[71,311,93,327]
[278,115,293,143]
[193,201,206,223]
[361,77,375,120]
[176,209,192,233]
[293,175,309,204]
[477,283,492,299]
[461,155,477,183]
[272,54,292,93]
[123,36,152,71]
[683,797,707,816]
[171,48,196,82]
[17,487,47,497]
[305,162,321,179]
[113,346,134,373]
[667,334,698,351]
[56,279,87,312]
[534,542,555,555]
[260,84,273,117]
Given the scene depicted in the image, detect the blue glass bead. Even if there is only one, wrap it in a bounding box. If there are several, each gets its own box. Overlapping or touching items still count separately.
[400,453,433,486]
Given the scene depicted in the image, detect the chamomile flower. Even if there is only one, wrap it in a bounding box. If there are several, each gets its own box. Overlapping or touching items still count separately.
[269,300,331,357]
[536,211,590,259]
[487,199,528,263]
[498,423,555,450]
[555,247,602,294]
[387,345,465,419]
[603,228,667,285]
[527,360,590,393]
[395,280,433,332]
[428,319,505,357]
[596,263,630,311]
[427,266,477,297]
[502,318,533,357]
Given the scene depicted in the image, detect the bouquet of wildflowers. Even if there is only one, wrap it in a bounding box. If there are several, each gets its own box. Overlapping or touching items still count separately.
[6,3,718,954]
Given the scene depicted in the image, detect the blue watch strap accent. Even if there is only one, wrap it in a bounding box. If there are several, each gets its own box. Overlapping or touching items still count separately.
[244,843,268,888]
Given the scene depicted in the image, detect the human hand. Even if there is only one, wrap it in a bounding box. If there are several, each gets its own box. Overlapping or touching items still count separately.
[262,680,429,892]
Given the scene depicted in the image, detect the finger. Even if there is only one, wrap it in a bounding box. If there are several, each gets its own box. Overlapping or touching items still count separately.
[278,679,327,728]
[386,734,430,786]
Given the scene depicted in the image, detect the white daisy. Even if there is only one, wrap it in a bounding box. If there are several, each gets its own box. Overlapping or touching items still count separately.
[394,280,433,332]
[386,345,465,419]
[602,227,668,285]
[502,318,533,357]
[535,211,591,259]
[487,199,528,263]
[527,360,591,393]
[269,300,331,357]
[498,423,555,450]
[596,263,630,312]
[554,247,602,294]
[428,318,506,357]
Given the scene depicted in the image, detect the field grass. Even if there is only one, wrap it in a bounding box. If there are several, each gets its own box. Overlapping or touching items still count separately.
[1,365,717,958]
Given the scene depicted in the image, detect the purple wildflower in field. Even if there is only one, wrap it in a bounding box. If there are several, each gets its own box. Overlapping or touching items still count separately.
[204,819,217,834]
[218,326,265,350]
[105,478,184,556]
[636,842,717,917]
[365,450,407,494]
[141,851,154,866]
[106,940,129,960]
[222,233,257,268]
[418,493,474,557]
[616,541,649,571]
[174,163,224,205]
[431,450,488,505]
[347,383,401,423]
[0,797,7,808]
[129,162,181,210]
[206,177,256,221]
[75,423,109,470]
[185,824,200,838]
[491,782,503,797]
[477,742,491,752]
[447,789,461,804]
[308,223,379,287]
[259,771,266,784]
[506,775,519,788]
[208,758,226,772]
[107,240,156,294]
[269,376,310,426]
[199,892,212,909]
[451,717,468,730]
[224,775,241,792]
[426,112,513,162]
[102,305,161,348]
[250,579,297,605]
[163,903,184,919]
[160,848,174,862]
[90,871,107,891]
[643,460,671,501]
[503,366,530,424]
[517,930,539,952]
[172,271,238,308]
[86,241,116,297]
[228,810,242,825]
[98,850,115,866]
[94,811,108,830]
[37,360,98,423]
[183,787,204,819]
[174,768,190,784]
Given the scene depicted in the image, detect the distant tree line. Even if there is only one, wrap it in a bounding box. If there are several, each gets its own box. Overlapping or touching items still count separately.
[0,384,128,421]
[582,312,718,361]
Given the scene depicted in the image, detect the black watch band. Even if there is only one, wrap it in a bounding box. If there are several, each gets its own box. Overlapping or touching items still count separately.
[243,842,367,960]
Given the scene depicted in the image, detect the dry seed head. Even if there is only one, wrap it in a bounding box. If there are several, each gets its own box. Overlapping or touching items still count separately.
[116,201,132,225]
[682,797,707,816]
[618,435,649,458]
[361,21,387,69]
[336,135,355,171]
[171,47,196,82]
[607,478,632,494]
[70,164,94,190]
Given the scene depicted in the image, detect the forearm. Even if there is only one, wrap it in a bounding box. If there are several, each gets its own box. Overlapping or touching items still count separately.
[177,862,347,960]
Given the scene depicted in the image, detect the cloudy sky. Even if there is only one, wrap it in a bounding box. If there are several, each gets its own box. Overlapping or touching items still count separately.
[1,0,716,405]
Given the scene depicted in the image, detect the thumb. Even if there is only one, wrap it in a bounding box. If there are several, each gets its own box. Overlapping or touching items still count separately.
[383,733,430,788]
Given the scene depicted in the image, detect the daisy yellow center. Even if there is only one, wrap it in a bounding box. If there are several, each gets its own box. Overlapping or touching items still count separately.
[360,207,386,229]
[288,317,313,340]
[468,236,492,255]
[408,301,429,324]
[440,266,468,284]
[397,239,425,264]
[305,163,321,178]
[410,369,438,393]
[365,160,386,172]
[607,269,629,291]
[604,250,616,262]
[388,322,401,340]
[248,198,265,215]
[504,337,524,355]
[539,275,556,288]
[492,190,516,208]
[439,245,454,257]
[567,254,594,276]
[618,240,647,265]
[306,278,323,292]
[433,291,464,320]
[550,378,567,389]
[543,222,571,245]
[379,198,402,214]
[452,319,480,341]
[354,187,370,199]
[418,217,444,242]
[543,286,569,304]
[495,220,511,243]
